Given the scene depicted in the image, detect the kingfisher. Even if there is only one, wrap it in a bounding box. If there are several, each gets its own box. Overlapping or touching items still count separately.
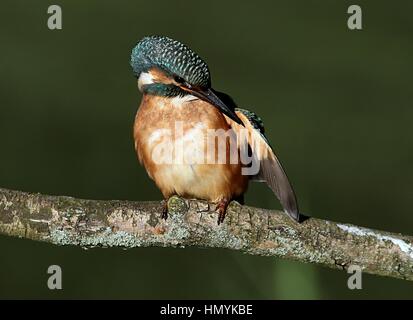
[131,36,299,224]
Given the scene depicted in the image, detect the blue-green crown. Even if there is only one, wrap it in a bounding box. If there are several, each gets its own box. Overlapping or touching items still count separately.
[130,36,211,88]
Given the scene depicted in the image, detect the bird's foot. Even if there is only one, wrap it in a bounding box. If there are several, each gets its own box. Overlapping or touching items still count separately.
[161,200,168,220]
[216,198,230,225]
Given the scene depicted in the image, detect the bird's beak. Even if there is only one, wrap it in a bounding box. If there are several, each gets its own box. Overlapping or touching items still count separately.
[189,88,244,125]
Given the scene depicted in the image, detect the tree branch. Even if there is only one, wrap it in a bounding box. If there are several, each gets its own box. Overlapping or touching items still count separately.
[0,187,412,281]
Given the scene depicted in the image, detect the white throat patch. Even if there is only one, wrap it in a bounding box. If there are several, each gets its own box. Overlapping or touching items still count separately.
[170,94,198,107]
[138,72,155,91]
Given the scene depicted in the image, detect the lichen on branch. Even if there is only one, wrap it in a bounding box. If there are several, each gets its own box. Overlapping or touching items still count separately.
[0,187,412,281]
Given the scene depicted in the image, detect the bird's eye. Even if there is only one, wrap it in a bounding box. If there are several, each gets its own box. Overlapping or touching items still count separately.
[174,75,185,84]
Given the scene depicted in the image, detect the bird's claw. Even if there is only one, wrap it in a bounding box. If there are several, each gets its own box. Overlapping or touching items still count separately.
[216,199,230,225]
[161,201,168,220]
[217,211,225,225]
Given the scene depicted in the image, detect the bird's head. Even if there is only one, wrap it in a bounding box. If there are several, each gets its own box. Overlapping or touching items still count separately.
[130,36,242,124]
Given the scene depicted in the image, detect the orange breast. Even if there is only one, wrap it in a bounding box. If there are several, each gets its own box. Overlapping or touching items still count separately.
[133,94,249,202]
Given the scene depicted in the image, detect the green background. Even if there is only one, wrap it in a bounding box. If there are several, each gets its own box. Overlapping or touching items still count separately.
[1,0,412,299]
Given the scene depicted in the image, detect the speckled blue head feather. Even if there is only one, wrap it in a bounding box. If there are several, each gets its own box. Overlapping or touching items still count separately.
[130,36,211,88]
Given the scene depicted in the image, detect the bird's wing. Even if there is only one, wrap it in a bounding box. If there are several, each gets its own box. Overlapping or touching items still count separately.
[229,108,300,221]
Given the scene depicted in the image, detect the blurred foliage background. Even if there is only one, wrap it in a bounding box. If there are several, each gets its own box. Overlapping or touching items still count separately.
[0,0,412,299]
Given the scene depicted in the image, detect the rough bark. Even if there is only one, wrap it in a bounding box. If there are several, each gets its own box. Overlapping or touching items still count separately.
[0,187,412,281]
